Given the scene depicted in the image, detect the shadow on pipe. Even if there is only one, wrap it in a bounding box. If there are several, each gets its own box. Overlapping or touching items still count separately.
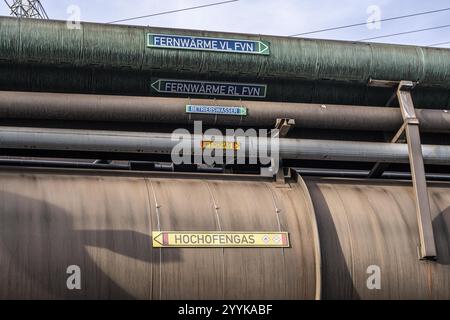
[0,191,181,299]
[305,182,360,299]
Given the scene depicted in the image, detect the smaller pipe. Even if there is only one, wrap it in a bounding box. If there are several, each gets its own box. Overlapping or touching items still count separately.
[1,91,450,132]
[296,168,450,181]
[1,126,450,165]
[1,159,450,181]
[0,159,130,170]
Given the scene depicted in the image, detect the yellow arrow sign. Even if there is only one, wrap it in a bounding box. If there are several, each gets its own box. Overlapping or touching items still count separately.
[152,231,290,248]
[201,140,241,150]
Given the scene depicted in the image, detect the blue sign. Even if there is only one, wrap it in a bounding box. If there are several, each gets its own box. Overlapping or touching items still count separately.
[147,33,270,55]
[186,105,247,116]
[151,79,267,98]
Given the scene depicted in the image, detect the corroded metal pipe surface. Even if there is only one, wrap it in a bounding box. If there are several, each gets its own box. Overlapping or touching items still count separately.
[0,168,449,299]
[1,91,450,132]
[0,169,320,299]
[306,177,450,299]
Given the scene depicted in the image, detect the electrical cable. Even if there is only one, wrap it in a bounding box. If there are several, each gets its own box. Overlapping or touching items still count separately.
[107,0,238,24]
[289,7,450,37]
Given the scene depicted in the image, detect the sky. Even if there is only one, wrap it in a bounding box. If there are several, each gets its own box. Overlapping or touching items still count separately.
[1,0,450,47]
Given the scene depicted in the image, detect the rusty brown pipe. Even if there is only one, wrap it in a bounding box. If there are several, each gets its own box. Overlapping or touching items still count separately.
[1,168,450,299]
[1,91,450,132]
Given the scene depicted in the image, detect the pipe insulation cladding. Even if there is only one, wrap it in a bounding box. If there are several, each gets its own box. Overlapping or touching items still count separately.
[0,168,449,299]
[1,17,450,87]
[1,17,450,107]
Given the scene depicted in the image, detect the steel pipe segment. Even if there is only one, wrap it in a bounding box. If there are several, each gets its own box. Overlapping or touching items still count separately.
[0,168,450,299]
[0,168,321,299]
[1,126,450,164]
[304,176,450,299]
[0,91,450,132]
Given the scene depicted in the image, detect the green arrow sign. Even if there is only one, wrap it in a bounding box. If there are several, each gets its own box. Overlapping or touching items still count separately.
[151,79,267,98]
[147,33,270,55]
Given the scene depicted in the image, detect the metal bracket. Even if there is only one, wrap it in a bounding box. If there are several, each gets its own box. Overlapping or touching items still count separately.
[397,81,437,260]
[369,80,436,260]
[368,80,417,177]
[275,118,296,138]
[368,121,408,177]
[265,118,295,185]
[367,78,419,89]
[367,78,419,108]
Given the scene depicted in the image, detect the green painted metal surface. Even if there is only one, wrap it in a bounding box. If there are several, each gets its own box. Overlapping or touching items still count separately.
[1,16,450,107]
[1,63,448,109]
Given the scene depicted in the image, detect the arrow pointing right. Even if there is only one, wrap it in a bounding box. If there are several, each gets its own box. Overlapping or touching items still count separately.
[258,41,270,55]
[238,107,247,116]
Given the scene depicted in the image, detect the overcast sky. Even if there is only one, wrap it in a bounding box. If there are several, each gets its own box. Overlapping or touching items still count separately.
[1,0,449,47]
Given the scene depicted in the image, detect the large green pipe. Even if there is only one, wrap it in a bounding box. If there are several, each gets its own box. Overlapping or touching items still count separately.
[1,16,450,86]
[0,63,449,108]
[1,17,450,107]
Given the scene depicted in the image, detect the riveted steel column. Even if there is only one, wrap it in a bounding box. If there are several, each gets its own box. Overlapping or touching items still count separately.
[397,81,437,260]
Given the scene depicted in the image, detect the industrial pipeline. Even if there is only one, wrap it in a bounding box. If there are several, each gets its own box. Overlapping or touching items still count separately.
[1,126,450,165]
[1,17,450,107]
[1,17,450,300]
[0,168,449,299]
[1,91,450,132]
[1,17,450,86]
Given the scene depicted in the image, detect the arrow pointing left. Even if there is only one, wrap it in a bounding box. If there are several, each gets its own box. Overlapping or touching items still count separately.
[152,232,164,247]
[151,79,161,92]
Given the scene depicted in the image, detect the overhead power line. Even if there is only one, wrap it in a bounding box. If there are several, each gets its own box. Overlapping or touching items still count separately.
[428,41,450,47]
[107,0,238,24]
[289,7,450,37]
[358,24,450,41]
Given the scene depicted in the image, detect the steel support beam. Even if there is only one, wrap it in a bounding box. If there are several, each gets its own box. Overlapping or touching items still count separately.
[368,80,437,260]
[368,122,407,178]
[397,81,437,260]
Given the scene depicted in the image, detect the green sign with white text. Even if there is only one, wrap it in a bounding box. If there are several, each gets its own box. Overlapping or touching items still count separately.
[151,79,267,98]
[147,33,270,55]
